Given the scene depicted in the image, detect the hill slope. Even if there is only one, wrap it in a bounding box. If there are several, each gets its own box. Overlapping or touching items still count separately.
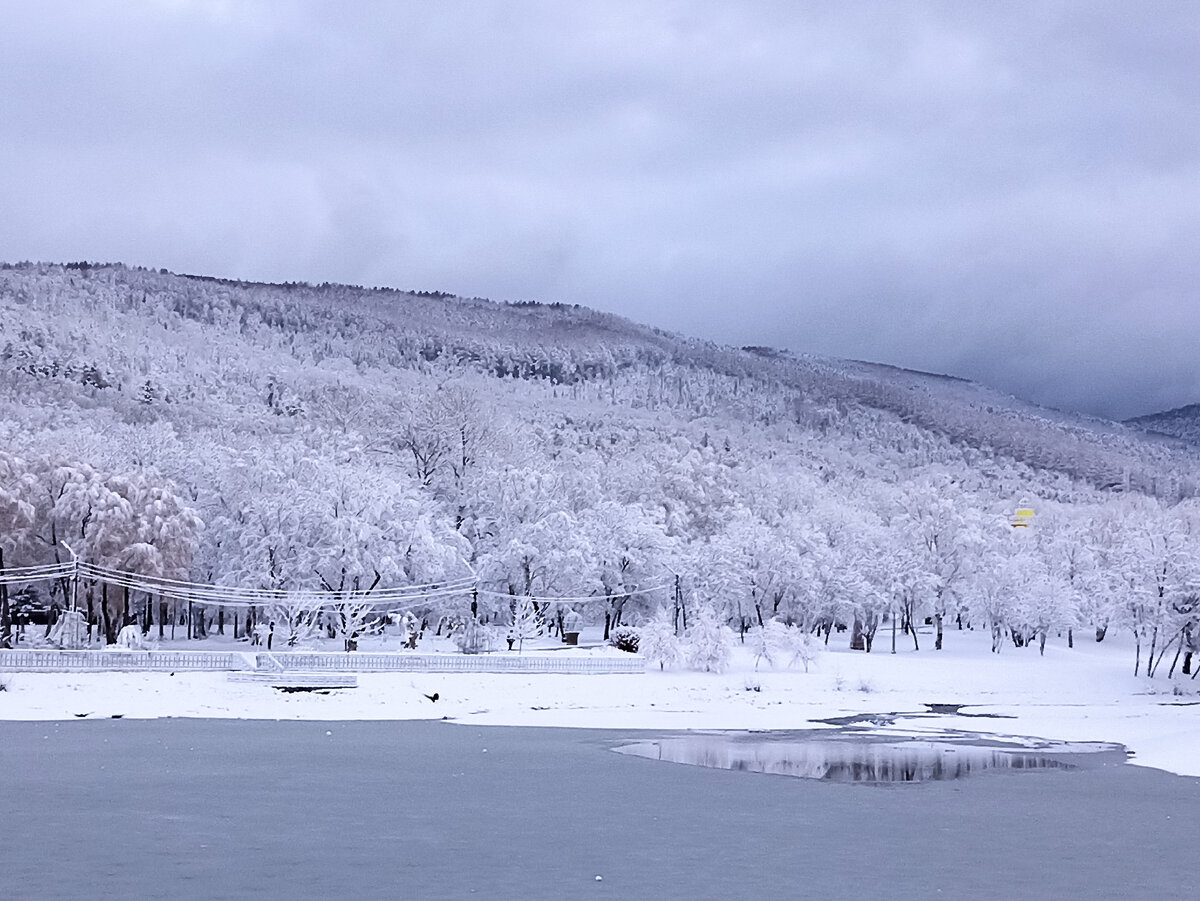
[1127,403,1200,446]
[1,261,1197,650]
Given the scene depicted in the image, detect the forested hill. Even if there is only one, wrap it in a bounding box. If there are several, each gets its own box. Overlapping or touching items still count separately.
[1127,404,1200,447]
[1,262,1191,496]
[0,261,1197,645]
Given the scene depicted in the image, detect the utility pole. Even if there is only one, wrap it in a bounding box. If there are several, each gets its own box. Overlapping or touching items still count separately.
[0,546,10,649]
[461,557,479,619]
[60,540,79,612]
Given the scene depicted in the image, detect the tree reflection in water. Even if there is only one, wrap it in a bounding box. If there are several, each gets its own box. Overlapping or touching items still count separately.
[613,733,1127,784]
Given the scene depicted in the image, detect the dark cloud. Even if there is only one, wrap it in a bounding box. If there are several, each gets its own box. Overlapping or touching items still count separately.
[2,1,1198,419]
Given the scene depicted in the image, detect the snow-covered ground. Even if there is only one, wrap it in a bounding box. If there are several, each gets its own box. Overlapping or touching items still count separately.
[2,629,1196,777]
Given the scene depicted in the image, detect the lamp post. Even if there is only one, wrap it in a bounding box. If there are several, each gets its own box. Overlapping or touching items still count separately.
[57,540,83,649]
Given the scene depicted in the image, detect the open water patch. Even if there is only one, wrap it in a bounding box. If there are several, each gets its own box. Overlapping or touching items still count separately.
[613,730,1127,785]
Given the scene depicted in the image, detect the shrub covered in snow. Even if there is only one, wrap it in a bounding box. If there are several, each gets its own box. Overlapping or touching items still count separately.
[48,610,87,650]
[114,623,145,650]
[608,625,640,653]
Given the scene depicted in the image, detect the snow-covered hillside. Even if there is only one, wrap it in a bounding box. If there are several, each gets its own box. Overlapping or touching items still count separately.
[1128,403,1200,446]
[1,261,1198,680]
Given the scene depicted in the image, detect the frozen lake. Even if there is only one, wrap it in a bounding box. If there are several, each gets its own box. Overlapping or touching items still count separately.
[0,719,1195,900]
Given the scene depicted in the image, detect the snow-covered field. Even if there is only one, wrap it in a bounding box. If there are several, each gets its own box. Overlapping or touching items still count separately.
[3,629,1195,777]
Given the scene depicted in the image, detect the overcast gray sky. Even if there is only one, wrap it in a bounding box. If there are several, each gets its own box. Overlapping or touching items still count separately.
[3,1,1198,420]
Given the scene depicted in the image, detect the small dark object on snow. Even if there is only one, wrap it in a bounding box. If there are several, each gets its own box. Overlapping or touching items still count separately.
[111,714,124,719]
[925,703,966,714]
[423,692,439,703]
[812,713,898,727]
[74,712,89,718]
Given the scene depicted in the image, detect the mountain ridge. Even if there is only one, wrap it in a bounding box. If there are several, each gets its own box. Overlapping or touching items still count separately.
[1126,403,1200,446]
[1,259,1194,502]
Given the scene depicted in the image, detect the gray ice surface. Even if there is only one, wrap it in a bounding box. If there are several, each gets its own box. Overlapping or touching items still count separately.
[0,719,1194,900]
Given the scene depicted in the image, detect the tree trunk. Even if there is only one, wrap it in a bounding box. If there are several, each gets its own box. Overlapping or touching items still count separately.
[934,612,943,651]
[0,547,10,649]
[101,582,116,645]
[1168,642,1184,679]
[85,587,96,644]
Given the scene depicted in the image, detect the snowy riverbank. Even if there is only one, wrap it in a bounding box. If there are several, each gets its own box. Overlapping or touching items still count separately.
[2,630,1195,778]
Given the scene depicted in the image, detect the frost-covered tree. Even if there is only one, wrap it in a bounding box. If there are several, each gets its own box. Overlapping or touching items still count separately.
[508,595,540,653]
[0,452,36,646]
[1037,504,1100,648]
[899,481,987,650]
[683,604,734,673]
[638,606,683,671]
[580,501,669,639]
[1104,498,1200,677]
[266,596,322,650]
[750,620,818,671]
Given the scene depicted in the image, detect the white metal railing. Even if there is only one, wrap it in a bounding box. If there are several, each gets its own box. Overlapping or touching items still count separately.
[258,652,646,674]
[0,649,240,671]
[0,648,646,674]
